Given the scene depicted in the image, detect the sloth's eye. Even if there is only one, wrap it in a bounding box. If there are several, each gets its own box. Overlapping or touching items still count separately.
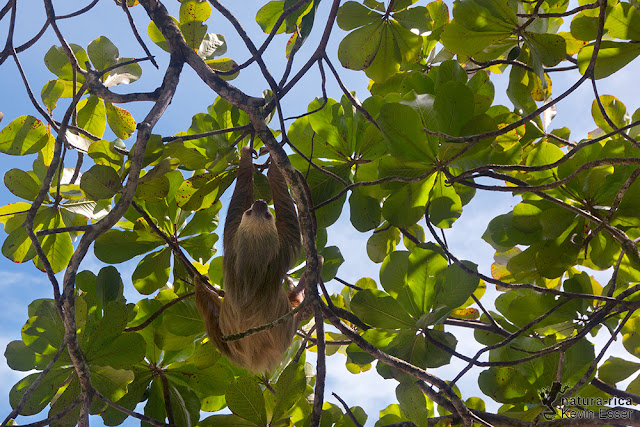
[246,210,252,216]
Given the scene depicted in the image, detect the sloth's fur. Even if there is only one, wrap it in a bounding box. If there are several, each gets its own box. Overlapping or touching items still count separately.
[195,147,302,373]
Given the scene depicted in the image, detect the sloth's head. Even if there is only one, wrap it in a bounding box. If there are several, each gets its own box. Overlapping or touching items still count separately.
[235,200,280,270]
[242,200,273,224]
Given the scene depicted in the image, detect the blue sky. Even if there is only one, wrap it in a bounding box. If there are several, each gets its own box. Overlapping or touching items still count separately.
[1,0,639,426]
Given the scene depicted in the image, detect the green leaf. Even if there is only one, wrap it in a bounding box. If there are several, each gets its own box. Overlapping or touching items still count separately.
[367,226,401,263]
[148,18,175,52]
[2,226,36,263]
[175,170,234,211]
[396,382,431,427]
[226,376,267,426]
[4,340,38,371]
[199,414,256,427]
[179,200,221,237]
[9,369,69,415]
[91,365,134,402]
[0,115,53,156]
[351,289,415,329]
[433,81,475,135]
[337,1,382,30]
[524,32,566,67]
[378,103,434,160]
[578,41,640,79]
[364,24,401,82]
[591,95,627,133]
[605,2,640,41]
[478,366,538,403]
[136,174,170,202]
[44,44,89,81]
[181,21,207,50]
[105,102,136,139]
[80,164,122,200]
[428,172,462,228]
[180,233,218,262]
[622,317,640,358]
[77,95,107,138]
[440,22,512,59]
[96,266,123,307]
[88,139,125,170]
[256,1,287,34]
[132,248,171,294]
[88,36,119,71]
[40,80,66,111]
[349,189,382,232]
[338,21,383,71]
[598,356,640,384]
[33,211,74,273]
[4,169,41,201]
[424,329,457,368]
[382,176,436,228]
[205,58,238,79]
[406,244,449,316]
[168,383,202,427]
[90,334,146,369]
[271,360,306,422]
[180,0,212,23]
[435,262,480,312]
[163,299,202,337]
[94,229,162,264]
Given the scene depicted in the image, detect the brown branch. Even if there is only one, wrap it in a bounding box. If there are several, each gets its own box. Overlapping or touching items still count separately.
[591,378,640,404]
[121,0,158,68]
[310,303,326,427]
[332,393,362,427]
[517,1,598,18]
[161,124,251,142]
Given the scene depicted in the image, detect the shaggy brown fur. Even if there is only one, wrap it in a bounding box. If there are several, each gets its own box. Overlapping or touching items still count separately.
[195,146,302,372]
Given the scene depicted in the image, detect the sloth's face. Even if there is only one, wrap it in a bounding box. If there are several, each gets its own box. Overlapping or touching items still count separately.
[243,199,273,223]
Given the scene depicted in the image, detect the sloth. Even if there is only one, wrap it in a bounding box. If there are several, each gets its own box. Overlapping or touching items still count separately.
[195,146,303,372]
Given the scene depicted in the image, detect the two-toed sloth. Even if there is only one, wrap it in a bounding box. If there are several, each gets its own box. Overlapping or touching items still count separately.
[194,146,303,372]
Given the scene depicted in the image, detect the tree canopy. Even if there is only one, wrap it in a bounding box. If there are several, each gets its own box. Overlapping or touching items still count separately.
[1,0,640,426]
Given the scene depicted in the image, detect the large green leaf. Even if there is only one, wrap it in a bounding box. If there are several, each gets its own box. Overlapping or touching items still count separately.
[226,376,267,426]
[605,2,640,41]
[378,103,435,161]
[105,102,136,139]
[578,41,640,79]
[428,172,462,228]
[44,44,89,81]
[94,229,163,264]
[0,116,53,156]
[598,356,640,385]
[4,169,41,201]
[180,0,211,23]
[175,170,234,211]
[351,289,415,329]
[382,176,435,228]
[80,164,122,200]
[88,36,119,71]
[349,189,382,232]
[77,95,107,138]
[396,381,432,427]
[271,360,306,423]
